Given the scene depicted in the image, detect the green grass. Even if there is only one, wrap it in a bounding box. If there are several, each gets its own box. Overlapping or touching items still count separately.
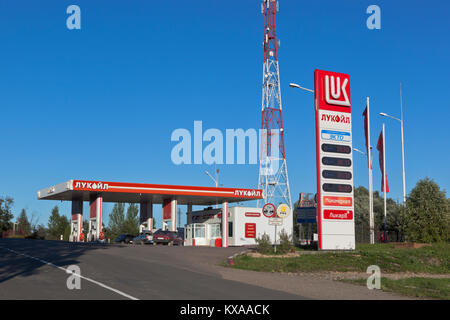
[341,277,450,300]
[229,243,450,274]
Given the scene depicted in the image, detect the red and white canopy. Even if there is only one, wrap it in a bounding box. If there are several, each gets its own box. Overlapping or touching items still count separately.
[37,180,263,205]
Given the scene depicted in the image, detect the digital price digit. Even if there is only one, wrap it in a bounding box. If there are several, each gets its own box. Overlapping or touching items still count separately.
[321,144,351,154]
[322,170,352,180]
[322,157,352,167]
[322,183,353,193]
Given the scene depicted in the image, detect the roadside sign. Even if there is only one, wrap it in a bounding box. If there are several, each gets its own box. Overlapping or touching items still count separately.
[295,207,317,223]
[314,69,355,250]
[276,203,291,219]
[268,217,283,226]
[262,203,276,218]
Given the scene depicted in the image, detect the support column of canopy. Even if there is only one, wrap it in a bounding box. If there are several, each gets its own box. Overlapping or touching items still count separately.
[163,199,177,232]
[140,201,153,232]
[170,199,177,232]
[70,199,83,242]
[88,194,103,241]
[187,204,193,246]
[221,202,228,247]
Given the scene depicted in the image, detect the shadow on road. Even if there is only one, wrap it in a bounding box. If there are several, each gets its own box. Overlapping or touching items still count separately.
[0,238,111,284]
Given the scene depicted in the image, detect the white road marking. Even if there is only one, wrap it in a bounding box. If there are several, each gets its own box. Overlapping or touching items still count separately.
[5,248,139,300]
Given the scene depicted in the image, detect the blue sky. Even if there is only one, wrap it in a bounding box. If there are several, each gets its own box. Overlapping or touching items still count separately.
[0,0,449,228]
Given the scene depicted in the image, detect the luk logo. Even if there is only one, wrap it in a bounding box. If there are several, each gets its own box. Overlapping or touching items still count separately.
[325,75,350,107]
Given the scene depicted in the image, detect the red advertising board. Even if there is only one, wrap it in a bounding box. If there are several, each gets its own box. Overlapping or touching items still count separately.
[245,223,256,238]
[323,209,353,220]
[323,196,353,207]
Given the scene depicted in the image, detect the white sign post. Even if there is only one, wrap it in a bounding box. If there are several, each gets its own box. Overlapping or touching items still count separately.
[268,218,282,253]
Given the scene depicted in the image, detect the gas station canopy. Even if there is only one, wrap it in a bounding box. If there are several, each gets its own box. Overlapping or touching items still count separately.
[37,180,263,206]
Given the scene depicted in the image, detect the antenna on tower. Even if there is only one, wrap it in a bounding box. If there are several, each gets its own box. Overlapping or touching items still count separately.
[258,0,292,209]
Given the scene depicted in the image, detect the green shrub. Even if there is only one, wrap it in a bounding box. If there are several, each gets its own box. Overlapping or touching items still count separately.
[278,229,293,254]
[255,233,273,254]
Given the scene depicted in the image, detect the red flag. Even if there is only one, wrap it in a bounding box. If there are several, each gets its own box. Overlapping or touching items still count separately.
[376,130,389,193]
[362,107,372,169]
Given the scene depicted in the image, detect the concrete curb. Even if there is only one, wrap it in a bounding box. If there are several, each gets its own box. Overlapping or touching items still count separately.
[227,249,252,266]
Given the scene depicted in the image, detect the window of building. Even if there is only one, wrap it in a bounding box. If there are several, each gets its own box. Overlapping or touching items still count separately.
[193,224,205,238]
[210,224,221,238]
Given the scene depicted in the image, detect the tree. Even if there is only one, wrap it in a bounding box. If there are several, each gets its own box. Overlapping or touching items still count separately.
[354,186,402,243]
[17,209,31,236]
[107,203,125,239]
[47,206,70,240]
[354,186,370,242]
[0,197,14,234]
[47,206,61,239]
[402,178,449,243]
[123,204,139,235]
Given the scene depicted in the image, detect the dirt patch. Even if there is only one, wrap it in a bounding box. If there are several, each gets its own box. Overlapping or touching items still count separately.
[427,258,441,266]
[393,242,432,249]
[294,271,450,281]
[247,251,300,258]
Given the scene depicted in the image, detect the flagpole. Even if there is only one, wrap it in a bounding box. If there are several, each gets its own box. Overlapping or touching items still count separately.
[382,123,387,242]
[367,97,374,244]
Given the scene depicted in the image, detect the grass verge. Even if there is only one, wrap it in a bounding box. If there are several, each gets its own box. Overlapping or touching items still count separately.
[341,277,450,300]
[229,243,450,274]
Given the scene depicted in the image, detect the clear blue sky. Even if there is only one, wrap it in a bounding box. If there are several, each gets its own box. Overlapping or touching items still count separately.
[0,0,448,228]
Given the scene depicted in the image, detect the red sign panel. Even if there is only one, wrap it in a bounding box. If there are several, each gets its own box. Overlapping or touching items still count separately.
[245,223,256,238]
[315,70,351,113]
[323,210,353,220]
[323,196,353,207]
[245,212,261,217]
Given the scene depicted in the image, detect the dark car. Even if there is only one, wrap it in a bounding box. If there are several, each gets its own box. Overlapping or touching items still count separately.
[133,231,153,245]
[152,230,183,246]
[114,234,135,244]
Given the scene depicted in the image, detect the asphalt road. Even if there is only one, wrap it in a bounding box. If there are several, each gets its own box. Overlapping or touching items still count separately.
[0,238,306,300]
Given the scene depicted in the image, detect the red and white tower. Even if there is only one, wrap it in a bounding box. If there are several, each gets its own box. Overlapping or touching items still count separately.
[258,0,292,209]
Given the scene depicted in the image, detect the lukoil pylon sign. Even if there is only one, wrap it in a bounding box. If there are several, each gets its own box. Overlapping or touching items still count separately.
[314,69,355,250]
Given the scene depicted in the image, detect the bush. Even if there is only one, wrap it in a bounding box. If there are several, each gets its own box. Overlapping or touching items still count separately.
[255,233,273,254]
[402,178,449,243]
[278,229,293,254]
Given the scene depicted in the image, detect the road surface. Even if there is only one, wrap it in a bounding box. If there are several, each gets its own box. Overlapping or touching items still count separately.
[0,238,304,300]
[0,238,409,300]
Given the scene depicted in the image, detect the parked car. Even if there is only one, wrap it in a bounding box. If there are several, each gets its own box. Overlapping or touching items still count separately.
[114,234,135,244]
[152,230,183,246]
[133,231,153,245]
